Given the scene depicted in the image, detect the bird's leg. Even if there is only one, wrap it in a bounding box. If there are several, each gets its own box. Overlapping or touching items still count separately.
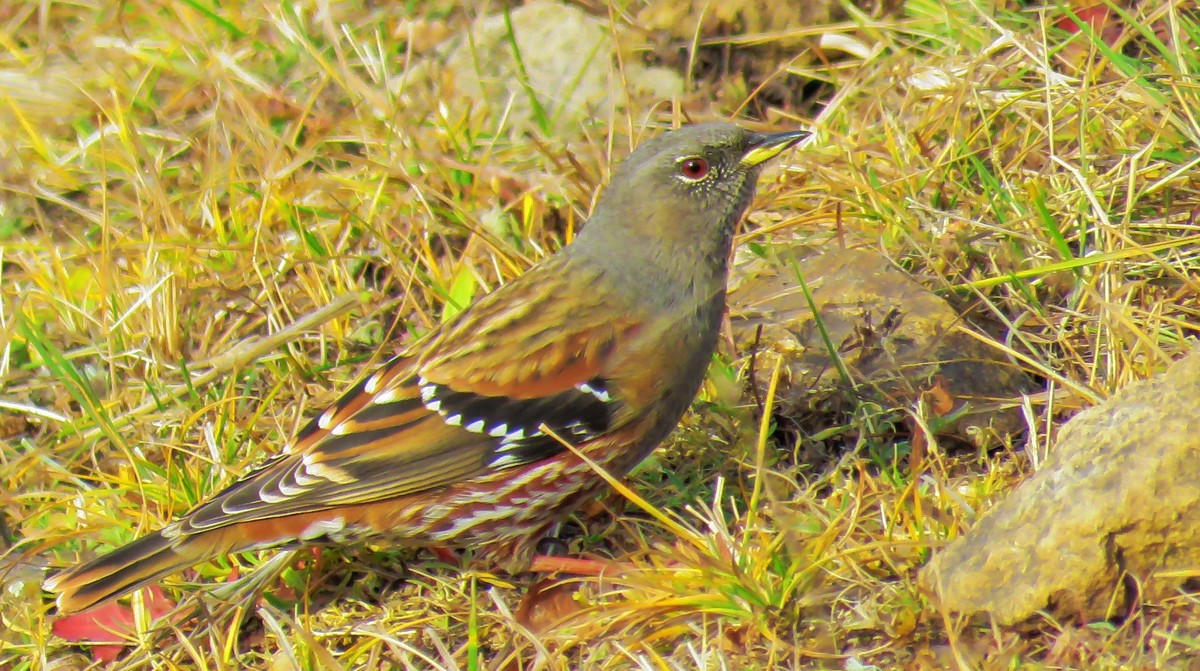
[528,554,619,577]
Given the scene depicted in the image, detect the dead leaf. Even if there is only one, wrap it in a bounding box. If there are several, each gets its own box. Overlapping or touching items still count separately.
[514,578,588,636]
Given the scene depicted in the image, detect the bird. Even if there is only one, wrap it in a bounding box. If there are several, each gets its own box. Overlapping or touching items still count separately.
[44,122,808,614]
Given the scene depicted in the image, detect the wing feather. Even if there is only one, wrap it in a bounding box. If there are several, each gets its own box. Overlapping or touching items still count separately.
[178,263,637,535]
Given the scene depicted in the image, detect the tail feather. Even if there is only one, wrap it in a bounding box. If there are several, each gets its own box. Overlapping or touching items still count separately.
[44,530,200,613]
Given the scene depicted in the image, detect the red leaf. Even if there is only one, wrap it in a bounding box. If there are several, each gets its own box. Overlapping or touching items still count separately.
[51,586,177,662]
[1056,6,1111,33]
[1056,5,1123,48]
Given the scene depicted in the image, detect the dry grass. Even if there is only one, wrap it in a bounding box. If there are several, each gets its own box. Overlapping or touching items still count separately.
[2,0,1200,669]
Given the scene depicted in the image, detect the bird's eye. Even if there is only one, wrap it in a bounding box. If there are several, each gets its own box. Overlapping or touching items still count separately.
[679,157,710,181]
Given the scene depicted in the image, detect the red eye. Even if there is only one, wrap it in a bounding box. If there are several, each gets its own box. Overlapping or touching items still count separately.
[679,157,710,180]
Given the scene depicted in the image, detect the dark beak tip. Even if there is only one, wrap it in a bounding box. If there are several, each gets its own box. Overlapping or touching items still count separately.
[755,129,811,148]
[739,128,810,167]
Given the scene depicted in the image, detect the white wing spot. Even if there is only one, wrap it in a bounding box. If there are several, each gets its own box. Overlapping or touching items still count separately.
[465,419,485,433]
[364,371,382,394]
[258,488,289,504]
[278,480,306,496]
[293,467,321,486]
[577,382,611,402]
[302,454,356,484]
[374,388,398,404]
[488,423,509,438]
[317,408,336,430]
[489,453,523,469]
[426,400,442,412]
[444,414,462,427]
[497,428,541,451]
[299,516,345,541]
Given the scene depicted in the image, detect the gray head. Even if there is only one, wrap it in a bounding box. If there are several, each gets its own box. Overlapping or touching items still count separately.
[573,123,807,284]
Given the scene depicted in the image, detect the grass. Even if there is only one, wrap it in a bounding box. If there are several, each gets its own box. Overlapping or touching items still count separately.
[3,0,1200,668]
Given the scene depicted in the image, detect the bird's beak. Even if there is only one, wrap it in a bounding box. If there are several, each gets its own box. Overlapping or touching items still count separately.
[740,130,810,168]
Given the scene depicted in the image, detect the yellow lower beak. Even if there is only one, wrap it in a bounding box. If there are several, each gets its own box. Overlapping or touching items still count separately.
[740,130,810,167]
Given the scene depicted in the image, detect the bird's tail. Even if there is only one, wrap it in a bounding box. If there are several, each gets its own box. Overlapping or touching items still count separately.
[43,529,200,613]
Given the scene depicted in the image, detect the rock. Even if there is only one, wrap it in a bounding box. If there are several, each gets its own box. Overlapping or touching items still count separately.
[438,1,683,137]
[636,0,858,44]
[632,0,903,112]
[728,243,1032,449]
[920,348,1200,624]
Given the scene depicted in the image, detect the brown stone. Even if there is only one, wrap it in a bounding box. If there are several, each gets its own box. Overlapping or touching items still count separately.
[728,243,1032,449]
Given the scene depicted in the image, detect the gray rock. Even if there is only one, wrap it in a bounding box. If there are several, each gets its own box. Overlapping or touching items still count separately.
[920,347,1200,624]
[439,1,683,136]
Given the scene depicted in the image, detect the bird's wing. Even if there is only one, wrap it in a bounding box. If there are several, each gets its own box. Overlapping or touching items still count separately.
[178,270,640,534]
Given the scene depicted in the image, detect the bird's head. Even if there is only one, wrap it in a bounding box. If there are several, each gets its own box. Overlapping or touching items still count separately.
[575,123,808,283]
